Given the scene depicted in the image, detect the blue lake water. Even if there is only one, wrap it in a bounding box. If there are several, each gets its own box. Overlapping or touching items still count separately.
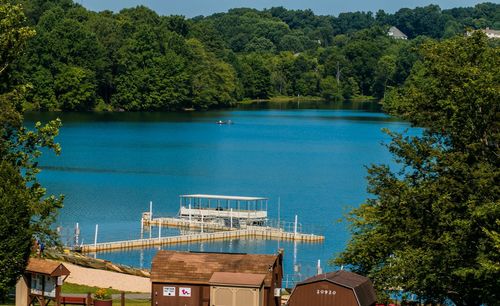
[26,101,415,283]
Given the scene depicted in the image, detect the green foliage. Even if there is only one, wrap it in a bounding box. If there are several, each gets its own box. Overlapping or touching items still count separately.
[0,161,32,299]
[334,32,499,305]
[0,0,35,77]
[320,76,341,101]
[0,0,63,298]
[6,1,500,110]
[55,66,96,110]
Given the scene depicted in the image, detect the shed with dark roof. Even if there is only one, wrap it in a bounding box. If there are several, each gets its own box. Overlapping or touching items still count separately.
[151,250,283,306]
[286,270,376,306]
[16,258,71,306]
[25,258,71,277]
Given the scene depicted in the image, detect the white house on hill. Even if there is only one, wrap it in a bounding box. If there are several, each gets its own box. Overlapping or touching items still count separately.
[388,26,408,40]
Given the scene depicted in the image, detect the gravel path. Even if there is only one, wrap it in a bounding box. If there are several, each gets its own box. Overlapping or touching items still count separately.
[64,262,151,293]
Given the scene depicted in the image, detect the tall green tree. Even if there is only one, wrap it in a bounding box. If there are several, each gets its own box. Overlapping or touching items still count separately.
[0,0,63,298]
[334,32,499,305]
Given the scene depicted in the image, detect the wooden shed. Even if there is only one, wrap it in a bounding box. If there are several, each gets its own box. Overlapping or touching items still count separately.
[151,250,283,306]
[287,270,376,306]
[16,258,70,306]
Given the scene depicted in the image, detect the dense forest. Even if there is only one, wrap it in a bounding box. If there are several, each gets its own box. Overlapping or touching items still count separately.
[4,0,500,111]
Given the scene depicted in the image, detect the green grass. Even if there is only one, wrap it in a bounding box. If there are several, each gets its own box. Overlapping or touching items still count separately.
[62,283,130,294]
[0,284,148,306]
[0,299,14,306]
[112,300,150,306]
[349,95,376,102]
[62,283,150,306]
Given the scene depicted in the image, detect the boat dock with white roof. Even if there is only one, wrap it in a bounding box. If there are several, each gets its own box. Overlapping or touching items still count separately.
[80,194,324,253]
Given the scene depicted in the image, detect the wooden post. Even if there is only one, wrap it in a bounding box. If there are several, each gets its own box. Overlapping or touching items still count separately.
[120,292,125,306]
[86,293,91,306]
[56,278,61,306]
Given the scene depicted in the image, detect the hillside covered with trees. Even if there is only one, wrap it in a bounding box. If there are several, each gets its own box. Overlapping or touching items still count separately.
[5,0,500,111]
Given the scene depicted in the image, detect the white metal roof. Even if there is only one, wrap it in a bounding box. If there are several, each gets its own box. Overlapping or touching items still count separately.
[180,194,267,201]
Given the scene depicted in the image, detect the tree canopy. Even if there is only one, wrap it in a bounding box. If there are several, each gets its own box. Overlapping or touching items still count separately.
[0,0,62,298]
[6,0,499,111]
[333,32,499,305]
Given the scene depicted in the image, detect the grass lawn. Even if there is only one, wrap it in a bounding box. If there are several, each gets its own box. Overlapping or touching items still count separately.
[0,299,14,306]
[112,300,150,306]
[62,283,125,294]
[62,283,150,306]
[1,284,149,306]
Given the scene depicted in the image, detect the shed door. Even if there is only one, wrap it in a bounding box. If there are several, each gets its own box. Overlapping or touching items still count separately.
[211,286,259,306]
[211,287,232,306]
[235,289,256,306]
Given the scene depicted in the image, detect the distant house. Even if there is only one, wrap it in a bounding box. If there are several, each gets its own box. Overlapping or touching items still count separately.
[387,26,408,40]
[467,27,500,39]
[151,250,283,306]
[286,270,377,306]
[483,27,500,39]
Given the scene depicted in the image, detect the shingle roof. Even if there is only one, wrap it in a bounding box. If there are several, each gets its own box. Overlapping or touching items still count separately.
[297,270,376,306]
[209,272,266,287]
[151,251,278,287]
[484,28,500,37]
[26,258,70,276]
[388,26,408,39]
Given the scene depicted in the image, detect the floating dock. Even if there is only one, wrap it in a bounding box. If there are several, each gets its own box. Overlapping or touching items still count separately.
[80,194,324,253]
[81,227,324,253]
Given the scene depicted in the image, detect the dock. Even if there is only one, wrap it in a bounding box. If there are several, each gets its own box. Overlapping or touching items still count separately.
[81,227,324,253]
[80,194,325,253]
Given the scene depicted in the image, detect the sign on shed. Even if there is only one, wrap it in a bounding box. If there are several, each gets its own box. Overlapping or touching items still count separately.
[150,250,283,306]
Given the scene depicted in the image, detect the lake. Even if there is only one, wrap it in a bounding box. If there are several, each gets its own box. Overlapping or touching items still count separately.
[26,100,415,284]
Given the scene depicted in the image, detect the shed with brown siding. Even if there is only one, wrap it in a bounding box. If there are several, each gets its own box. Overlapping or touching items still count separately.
[151,250,283,306]
[287,270,376,306]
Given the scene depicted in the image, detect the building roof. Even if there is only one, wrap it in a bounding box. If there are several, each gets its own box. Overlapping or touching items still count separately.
[25,258,70,277]
[209,272,266,288]
[151,251,279,287]
[180,194,267,201]
[388,26,408,39]
[484,28,500,37]
[297,270,376,306]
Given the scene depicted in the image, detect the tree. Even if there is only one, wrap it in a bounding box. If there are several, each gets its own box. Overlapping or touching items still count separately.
[320,76,341,101]
[0,0,63,298]
[236,53,272,99]
[0,161,32,300]
[185,39,236,109]
[55,65,97,111]
[333,32,499,305]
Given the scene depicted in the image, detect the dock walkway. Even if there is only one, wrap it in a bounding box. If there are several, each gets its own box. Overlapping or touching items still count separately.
[81,228,324,253]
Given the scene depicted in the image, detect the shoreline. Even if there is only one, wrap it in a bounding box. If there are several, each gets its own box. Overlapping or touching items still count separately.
[23,98,379,113]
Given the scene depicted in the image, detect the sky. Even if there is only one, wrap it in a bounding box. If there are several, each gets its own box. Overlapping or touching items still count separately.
[77,0,492,17]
